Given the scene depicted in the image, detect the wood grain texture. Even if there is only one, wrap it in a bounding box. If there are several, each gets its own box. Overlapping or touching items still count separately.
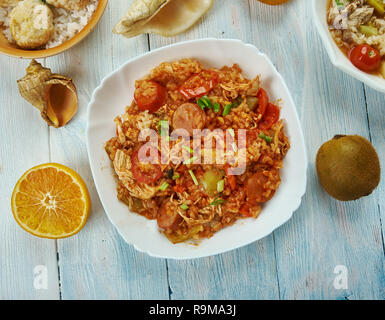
[0,57,60,299]
[47,2,169,300]
[0,0,384,300]
[148,0,281,300]
[246,0,385,300]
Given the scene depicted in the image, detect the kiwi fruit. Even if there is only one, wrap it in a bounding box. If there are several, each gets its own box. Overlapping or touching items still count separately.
[316,135,381,201]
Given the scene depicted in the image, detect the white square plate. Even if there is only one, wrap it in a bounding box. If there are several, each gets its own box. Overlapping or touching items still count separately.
[86,39,307,259]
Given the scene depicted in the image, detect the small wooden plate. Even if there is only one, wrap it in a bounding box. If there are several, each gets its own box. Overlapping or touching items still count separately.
[0,0,108,59]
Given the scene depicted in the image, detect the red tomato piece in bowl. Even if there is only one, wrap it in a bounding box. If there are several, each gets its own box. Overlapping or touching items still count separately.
[258,103,280,130]
[256,88,268,118]
[134,80,167,113]
[179,70,218,100]
[348,44,382,72]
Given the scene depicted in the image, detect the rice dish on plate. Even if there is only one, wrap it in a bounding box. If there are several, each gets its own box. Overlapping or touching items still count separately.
[104,58,290,244]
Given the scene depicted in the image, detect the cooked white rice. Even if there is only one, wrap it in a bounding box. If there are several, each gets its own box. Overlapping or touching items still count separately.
[0,0,99,49]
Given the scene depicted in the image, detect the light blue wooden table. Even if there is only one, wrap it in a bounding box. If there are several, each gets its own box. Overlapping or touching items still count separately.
[0,0,384,300]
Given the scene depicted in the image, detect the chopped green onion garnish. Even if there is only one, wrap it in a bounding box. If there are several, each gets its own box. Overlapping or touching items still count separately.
[209,198,226,206]
[197,99,207,110]
[222,104,232,116]
[197,96,213,110]
[232,96,242,108]
[184,156,197,165]
[259,132,272,143]
[213,103,220,112]
[208,193,226,206]
[217,180,224,193]
[188,169,199,186]
[182,145,194,154]
[359,25,378,37]
[172,173,180,180]
[334,0,344,9]
[228,128,235,138]
[180,204,189,210]
[232,142,238,152]
[159,182,169,191]
[159,120,169,136]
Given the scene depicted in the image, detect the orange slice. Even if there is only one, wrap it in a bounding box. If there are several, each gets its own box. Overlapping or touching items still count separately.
[11,163,91,239]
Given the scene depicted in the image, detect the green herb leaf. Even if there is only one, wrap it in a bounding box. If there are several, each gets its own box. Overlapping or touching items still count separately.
[232,96,242,108]
[158,120,169,136]
[188,169,199,186]
[222,104,232,116]
[159,182,169,191]
[182,145,194,154]
[167,169,174,179]
[209,198,226,206]
[197,96,213,110]
[208,193,226,206]
[172,173,180,180]
[184,156,197,165]
[217,180,224,193]
[259,132,272,143]
[180,204,189,210]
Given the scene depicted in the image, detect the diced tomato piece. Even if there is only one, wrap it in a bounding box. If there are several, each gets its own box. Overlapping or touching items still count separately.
[258,103,280,130]
[256,88,268,118]
[239,204,252,217]
[224,164,237,190]
[179,70,218,100]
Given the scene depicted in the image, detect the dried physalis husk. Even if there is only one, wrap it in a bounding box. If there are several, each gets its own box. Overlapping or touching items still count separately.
[17,60,78,128]
[113,0,213,38]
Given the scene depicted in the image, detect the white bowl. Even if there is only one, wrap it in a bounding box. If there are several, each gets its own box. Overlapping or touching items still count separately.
[313,0,385,94]
[86,39,307,259]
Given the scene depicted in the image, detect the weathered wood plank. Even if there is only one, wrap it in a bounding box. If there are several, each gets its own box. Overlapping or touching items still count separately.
[46,2,169,299]
[149,0,280,300]
[167,237,279,300]
[247,0,385,299]
[364,85,385,299]
[0,0,383,300]
[0,57,59,299]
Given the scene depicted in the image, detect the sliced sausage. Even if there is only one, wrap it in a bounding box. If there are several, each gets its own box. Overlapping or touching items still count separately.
[246,170,280,204]
[172,103,206,136]
[134,80,167,113]
[131,147,162,184]
[157,199,183,230]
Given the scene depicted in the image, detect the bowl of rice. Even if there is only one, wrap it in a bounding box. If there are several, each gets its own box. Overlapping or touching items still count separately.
[313,0,385,94]
[0,0,108,59]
